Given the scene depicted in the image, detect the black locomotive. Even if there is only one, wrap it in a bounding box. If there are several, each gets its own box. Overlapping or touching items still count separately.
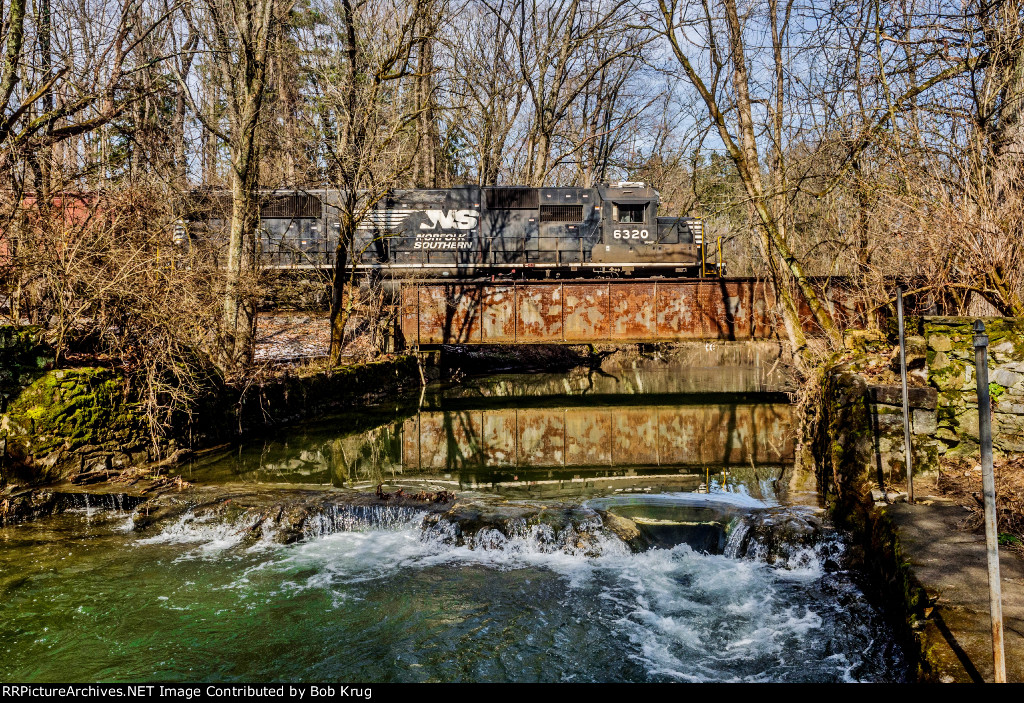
[182,182,723,278]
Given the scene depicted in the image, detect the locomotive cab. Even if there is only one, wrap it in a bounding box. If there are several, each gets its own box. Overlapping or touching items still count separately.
[593,182,705,274]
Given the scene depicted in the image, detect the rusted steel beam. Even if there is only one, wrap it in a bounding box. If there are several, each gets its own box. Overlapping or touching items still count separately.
[400,279,855,345]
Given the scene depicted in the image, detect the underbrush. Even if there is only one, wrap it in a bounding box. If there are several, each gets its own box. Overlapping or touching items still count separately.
[936,456,1024,554]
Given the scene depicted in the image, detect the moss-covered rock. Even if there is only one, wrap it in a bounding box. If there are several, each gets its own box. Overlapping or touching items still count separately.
[1,367,150,486]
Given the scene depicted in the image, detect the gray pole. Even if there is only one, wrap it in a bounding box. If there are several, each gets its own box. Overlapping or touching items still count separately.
[974,319,1007,683]
[897,288,914,503]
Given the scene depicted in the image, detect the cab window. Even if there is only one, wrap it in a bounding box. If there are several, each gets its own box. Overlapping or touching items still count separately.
[616,204,645,223]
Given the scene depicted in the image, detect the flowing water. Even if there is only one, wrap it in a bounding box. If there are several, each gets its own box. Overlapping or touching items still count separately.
[0,366,907,683]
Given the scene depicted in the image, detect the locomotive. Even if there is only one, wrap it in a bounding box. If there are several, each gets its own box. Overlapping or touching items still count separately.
[181,182,724,278]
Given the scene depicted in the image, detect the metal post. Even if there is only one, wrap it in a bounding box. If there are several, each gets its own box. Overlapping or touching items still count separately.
[974,319,1007,683]
[896,288,914,503]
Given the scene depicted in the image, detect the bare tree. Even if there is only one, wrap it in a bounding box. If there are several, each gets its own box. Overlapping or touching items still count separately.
[448,0,527,184]
[303,0,424,363]
[176,0,291,371]
[655,0,843,352]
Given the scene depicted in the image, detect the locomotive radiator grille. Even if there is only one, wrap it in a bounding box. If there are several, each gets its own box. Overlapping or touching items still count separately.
[260,193,322,219]
[485,188,539,209]
[539,205,584,223]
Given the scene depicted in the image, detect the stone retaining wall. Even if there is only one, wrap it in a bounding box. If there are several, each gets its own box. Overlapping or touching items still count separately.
[818,317,1024,507]
[925,317,1024,454]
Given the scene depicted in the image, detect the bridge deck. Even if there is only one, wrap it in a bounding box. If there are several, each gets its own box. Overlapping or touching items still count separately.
[400,279,853,345]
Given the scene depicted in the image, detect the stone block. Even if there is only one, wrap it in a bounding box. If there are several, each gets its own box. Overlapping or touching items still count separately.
[931,350,951,370]
[913,409,937,435]
[931,360,967,391]
[929,334,952,352]
[959,410,981,440]
[874,412,905,431]
[991,368,1023,388]
[844,329,886,352]
[868,384,938,410]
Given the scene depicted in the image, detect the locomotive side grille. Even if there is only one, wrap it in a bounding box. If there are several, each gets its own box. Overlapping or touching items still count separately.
[485,188,539,209]
[260,194,322,219]
[539,204,583,223]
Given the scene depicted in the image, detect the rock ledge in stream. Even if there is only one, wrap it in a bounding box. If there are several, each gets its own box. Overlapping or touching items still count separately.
[129,488,617,555]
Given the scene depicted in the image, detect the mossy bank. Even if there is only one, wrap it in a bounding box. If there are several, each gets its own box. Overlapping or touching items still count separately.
[1,324,426,491]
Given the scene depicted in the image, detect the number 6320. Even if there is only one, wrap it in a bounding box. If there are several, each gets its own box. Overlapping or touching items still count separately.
[613,229,649,240]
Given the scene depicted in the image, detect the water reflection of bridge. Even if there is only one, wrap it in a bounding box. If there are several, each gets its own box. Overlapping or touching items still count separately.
[404,404,793,471]
[200,398,794,498]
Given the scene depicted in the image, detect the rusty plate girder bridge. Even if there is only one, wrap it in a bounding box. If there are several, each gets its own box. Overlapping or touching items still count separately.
[400,278,856,345]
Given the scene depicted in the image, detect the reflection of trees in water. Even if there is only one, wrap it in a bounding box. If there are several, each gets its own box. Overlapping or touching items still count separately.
[326,438,350,487]
[325,425,402,485]
[759,403,794,462]
[443,410,485,472]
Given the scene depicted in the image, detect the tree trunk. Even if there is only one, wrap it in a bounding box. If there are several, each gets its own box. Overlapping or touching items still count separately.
[223,158,257,369]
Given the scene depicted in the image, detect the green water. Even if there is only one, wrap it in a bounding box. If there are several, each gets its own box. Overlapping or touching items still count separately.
[0,368,907,682]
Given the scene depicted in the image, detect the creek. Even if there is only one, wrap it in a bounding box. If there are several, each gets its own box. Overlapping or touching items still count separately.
[0,365,907,682]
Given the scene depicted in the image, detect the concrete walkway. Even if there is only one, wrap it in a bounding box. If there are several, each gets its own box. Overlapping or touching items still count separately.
[888,491,1024,683]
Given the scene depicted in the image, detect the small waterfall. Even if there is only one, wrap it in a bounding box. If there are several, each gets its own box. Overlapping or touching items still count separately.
[141,501,430,551]
[140,509,274,549]
[61,492,146,515]
[723,519,750,558]
[421,512,621,556]
[722,507,845,573]
[136,492,843,569]
[300,504,425,539]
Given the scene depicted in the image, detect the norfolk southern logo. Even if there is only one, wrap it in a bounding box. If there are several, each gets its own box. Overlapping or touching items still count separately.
[415,209,478,249]
[419,209,479,230]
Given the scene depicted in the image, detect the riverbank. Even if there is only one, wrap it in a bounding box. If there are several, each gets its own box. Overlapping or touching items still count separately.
[0,344,429,508]
[811,317,1024,682]
[2,334,794,496]
[884,476,1024,683]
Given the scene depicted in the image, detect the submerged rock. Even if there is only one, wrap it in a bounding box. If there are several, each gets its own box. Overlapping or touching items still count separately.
[596,510,649,552]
